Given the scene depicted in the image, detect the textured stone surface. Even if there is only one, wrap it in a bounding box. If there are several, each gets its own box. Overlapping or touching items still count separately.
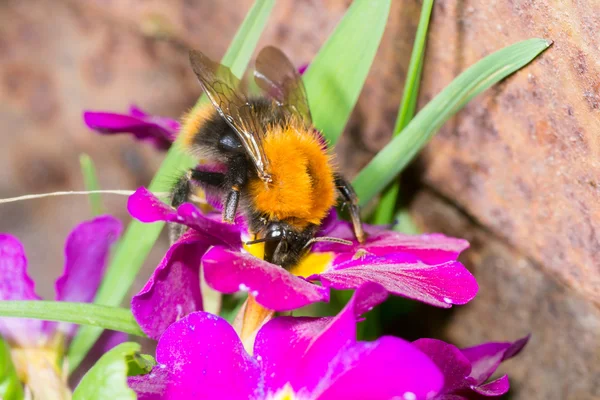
[0,0,191,297]
[417,0,600,305]
[410,190,600,400]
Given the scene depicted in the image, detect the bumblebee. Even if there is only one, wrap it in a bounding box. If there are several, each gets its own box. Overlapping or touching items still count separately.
[171,46,365,268]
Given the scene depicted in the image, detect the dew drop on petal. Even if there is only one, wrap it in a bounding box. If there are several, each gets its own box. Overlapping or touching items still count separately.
[239,283,250,292]
[251,290,259,297]
[443,297,453,304]
[403,392,416,400]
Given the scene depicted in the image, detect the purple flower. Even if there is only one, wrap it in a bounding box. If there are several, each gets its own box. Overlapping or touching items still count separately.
[83,105,179,150]
[413,336,529,399]
[128,188,477,339]
[128,283,444,400]
[0,216,125,396]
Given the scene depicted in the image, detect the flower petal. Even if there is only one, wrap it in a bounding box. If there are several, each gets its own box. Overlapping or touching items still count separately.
[471,375,510,397]
[55,215,122,303]
[83,106,178,150]
[412,338,473,394]
[254,283,387,393]
[157,312,260,399]
[316,253,478,308]
[315,229,468,266]
[132,231,208,340]
[460,335,529,384]
[314,337,444,400]
[128,366,169,400]
[202,247,329,311]
[127,188,241,248]
[0,234,43,345]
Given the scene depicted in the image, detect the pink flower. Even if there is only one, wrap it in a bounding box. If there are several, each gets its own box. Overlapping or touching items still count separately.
[83,105,179,150]
[127,188,477,339]
[128,284,445,400]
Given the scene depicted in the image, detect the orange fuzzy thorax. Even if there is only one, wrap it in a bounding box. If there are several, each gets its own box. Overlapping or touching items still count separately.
[179,104,214,150]
[249,122,336,228]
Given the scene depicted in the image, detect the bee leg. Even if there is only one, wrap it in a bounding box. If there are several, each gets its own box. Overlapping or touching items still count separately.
[222,155,248,224]
[223,187,241,223]
[169,172,193,244]
[170,169,227,244]
[334,174,366,244]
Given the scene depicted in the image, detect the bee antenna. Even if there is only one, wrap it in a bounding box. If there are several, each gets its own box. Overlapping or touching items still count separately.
[245,237,270,246]
[303,237,353,249]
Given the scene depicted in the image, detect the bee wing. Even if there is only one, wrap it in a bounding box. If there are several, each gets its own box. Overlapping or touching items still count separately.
[254,46,312,125]
[189,50,272,182]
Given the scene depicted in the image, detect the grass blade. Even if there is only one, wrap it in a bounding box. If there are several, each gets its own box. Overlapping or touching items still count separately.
[372,0,433,224]
[0,301,145,337]
[79,154,104,216]
[0,337,24,400]
[353,38,551,205]
[304,0,391,145]
[68,0,275,373]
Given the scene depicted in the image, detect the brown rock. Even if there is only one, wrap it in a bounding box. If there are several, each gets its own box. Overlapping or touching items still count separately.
[416,0,600,305]
[410,190,600,400]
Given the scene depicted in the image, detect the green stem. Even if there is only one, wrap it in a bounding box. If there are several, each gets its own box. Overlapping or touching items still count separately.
[0,301,145,337]
[372,0,433,225]
[79,154,104,216]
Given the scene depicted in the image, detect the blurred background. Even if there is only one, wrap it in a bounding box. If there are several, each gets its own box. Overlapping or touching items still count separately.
[0,1,598,398]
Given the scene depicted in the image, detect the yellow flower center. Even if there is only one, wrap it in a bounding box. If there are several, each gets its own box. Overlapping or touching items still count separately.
[289,252,334,278]
[270,383,297,400]
[243,240,334,278]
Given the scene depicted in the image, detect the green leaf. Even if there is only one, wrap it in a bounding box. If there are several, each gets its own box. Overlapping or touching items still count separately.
[353,38,551,205]
[126,353,156,377]
[372,0,433,224]
[79,154,104,216]
[68,0,275,374]
[0,337,24,400]
[393,209,420,234]
[0,301,145,337]
[304,0,391,145]
[73,342,140,400]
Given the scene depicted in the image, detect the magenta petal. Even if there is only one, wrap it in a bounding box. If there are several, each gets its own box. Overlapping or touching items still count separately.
[471,375,510,396]
[315,337,444,400]
[83,107,178,150]
[127,188,241,248]
[156,312,260,399]
[360,232,469,264]
[461,336,529,384]
[0,234,43,345]
[128,367,169,400]
[413,338,473,394]
[317,253,478,308]
[254,283,387,393]
[314,230,468,266]
[255,317,331,393]
[55,215,122,303]
[128,105,181,135]
[203,247,329,311]
[132,231,207,339]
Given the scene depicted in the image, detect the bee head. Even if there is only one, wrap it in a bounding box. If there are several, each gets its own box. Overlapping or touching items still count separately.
[261,221,313,269]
